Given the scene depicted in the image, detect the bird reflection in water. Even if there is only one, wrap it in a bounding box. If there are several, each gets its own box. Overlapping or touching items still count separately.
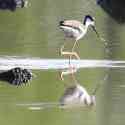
[59,67,100,108]
[60,83,96,108]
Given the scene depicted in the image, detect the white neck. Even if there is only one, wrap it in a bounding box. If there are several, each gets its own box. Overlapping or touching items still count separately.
[84,21,92,29]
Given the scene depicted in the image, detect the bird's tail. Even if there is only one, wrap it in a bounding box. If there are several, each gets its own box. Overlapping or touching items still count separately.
[59,21,64,26]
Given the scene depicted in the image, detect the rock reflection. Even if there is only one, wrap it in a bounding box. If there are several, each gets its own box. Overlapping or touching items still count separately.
[0,0,28,11]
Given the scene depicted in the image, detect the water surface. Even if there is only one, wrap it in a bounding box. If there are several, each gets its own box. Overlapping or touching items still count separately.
[0,0,125,125]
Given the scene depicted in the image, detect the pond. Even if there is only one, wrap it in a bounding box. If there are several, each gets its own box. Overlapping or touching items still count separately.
[0,0,125,125]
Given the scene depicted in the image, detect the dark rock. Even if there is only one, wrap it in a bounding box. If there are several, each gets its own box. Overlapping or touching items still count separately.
[0,67,32,86]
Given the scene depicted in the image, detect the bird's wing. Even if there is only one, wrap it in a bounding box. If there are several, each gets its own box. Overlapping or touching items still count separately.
[62,20,83,28]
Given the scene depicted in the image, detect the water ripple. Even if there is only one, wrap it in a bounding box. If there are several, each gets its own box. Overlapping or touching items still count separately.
[0,56,125,70]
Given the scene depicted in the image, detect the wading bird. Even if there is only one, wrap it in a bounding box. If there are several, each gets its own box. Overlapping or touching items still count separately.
[59,15,101,60]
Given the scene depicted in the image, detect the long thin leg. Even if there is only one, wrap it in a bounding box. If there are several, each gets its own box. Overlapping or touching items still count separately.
[60,44,80,59]
[69,40,80,63]
[72,40,79,52]
[59,66,77,81]
[61,51,80,59]
[60,40,80,68]
[59,41,79,81]
[69,40,78,65]
[60,40,80,58]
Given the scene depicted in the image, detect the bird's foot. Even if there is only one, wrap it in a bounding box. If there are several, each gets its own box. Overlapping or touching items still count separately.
[60,50,80,60]
[70,51,80,60]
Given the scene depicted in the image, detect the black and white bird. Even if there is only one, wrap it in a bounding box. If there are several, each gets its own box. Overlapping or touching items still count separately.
[59,15,100,60]
[60,84,95,107]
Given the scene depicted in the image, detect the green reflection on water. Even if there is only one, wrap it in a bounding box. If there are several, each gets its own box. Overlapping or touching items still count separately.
[0,0,125,125]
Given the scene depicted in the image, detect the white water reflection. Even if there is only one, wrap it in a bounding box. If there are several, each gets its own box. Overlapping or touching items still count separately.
[16,101,94,110]
[16,102,62,110]
[0,56,125,70]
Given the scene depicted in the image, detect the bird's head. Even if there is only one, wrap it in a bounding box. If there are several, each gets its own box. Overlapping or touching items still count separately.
[83,15,95,26]
[83,15,101,38]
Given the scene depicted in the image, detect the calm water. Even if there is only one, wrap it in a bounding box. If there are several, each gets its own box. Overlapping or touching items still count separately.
[0,0,125,125]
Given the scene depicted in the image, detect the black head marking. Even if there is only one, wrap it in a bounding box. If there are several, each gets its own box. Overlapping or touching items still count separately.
[59,20,64,26]
[83,15,94,25]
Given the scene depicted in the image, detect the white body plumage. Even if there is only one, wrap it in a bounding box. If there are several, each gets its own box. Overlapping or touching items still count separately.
[59,15,96,41]
[60,22,87,41]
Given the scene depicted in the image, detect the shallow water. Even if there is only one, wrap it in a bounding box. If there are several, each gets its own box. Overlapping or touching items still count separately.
[0,0,125,125]
[0,57,125,70]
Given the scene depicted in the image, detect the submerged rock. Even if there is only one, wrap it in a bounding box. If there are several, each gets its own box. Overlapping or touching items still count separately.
[0,67,32,86]
[59,84,95,108]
